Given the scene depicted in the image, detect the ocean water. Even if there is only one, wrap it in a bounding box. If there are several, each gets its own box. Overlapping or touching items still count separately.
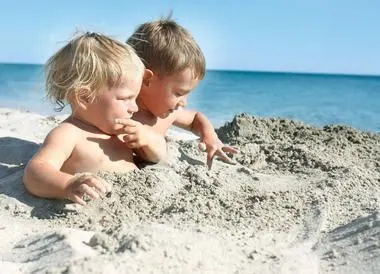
[0,63,379,132]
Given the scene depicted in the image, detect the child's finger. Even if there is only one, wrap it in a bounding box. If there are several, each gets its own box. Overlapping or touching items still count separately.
[216,149,236,165]
[222,146,239,154]
[121,127,137,135]
[124,141,140,148]
[123,133,137,142]
[80,184,100,200]
[114,127,136,136]
[70,194,87,206]
[90,174,112,193]
[198,142,207,152]
[115,118,137,127]
[206,148,218,169]
[86,177,107,194]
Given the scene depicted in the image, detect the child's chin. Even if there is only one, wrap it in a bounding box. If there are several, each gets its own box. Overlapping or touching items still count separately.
[159,110,175,118]
[157,112,169,119]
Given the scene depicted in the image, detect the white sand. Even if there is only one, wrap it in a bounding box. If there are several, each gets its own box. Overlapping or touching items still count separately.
[0,109,379,274]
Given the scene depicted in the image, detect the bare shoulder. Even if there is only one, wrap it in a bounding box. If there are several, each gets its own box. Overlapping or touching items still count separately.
[30,120,81,167]
[43,121,80,145]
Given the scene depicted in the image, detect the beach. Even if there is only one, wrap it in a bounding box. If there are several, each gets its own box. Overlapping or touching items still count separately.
[0,108,379,273]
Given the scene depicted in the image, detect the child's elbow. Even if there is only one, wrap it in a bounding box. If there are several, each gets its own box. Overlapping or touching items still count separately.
[23,162,39,197]
[144,154,164,164]
[152,149,167,163]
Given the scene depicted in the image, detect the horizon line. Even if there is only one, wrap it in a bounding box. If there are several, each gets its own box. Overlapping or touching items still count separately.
[1,61,379,78]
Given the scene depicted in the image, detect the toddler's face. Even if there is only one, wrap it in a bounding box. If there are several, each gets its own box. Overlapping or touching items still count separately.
[144,68,199,118]
[86,76,142,134]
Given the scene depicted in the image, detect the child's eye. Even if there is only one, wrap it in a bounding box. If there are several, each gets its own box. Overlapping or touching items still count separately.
[118,97,133,101]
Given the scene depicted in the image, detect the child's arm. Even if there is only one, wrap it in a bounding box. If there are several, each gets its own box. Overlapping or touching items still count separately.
[174,109,238,169]
[115,118,167,163]
[23,125,107,205]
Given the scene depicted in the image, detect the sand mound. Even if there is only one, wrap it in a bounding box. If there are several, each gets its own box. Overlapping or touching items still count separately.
[0,110,379,273]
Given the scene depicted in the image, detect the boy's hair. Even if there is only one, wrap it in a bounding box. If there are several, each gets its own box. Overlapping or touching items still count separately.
[46,32,144,111]
[127,17,206,79]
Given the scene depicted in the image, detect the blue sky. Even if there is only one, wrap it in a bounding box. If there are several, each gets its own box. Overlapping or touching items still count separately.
[1,0,379,75]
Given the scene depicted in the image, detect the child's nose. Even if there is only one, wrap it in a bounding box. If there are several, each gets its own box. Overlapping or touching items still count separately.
[179,98,187,107]
[129,101,139,113]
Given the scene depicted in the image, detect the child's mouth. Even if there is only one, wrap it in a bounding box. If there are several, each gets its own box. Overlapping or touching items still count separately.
[166,106,182,115]
[168,106,183,113]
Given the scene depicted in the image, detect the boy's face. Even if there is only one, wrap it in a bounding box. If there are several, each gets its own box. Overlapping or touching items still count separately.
[84,76,142,134]
[140,68,200,118]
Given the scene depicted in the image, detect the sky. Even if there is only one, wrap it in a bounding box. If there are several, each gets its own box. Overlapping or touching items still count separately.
[1,0,379,75]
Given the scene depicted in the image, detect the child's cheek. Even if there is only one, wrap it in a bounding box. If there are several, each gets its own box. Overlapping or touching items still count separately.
[117,101,130,114]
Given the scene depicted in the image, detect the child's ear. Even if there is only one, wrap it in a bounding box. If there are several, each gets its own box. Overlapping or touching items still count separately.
[73,89,91,109]
[143,69,154,87]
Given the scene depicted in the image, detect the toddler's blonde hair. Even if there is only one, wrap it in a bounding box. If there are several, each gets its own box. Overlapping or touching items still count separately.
[46,32,144,111]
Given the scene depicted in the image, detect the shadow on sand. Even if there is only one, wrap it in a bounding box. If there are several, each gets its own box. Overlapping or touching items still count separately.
[0,136,73,219]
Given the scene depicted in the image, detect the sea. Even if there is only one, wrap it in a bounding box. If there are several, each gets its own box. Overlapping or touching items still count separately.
[0,63,379,133]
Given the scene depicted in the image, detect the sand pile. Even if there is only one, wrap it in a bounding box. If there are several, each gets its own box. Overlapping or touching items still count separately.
[0,110,379,273]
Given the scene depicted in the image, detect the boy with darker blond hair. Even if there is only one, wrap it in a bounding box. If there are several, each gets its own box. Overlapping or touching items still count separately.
[127,18,238,169]
[24,32,163,205]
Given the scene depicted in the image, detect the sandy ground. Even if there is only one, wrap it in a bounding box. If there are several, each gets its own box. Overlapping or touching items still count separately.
[0,108,379,273]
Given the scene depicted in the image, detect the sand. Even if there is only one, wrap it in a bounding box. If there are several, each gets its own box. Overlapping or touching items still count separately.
[0,109,379,273]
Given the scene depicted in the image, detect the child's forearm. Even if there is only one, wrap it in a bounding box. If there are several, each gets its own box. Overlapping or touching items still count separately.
[135,131,167,163]
[23,160,72,199]
[191,112,218,140]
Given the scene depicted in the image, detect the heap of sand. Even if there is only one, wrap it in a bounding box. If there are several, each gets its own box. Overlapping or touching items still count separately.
[0,110,379,273]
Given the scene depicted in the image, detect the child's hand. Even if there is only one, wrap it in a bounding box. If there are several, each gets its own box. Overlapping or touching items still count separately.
[65,173,109,206]
[199,136,239,170]
[115,118,148,149]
